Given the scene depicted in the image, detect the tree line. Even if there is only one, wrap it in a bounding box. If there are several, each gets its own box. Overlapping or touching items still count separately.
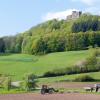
[72,14,100,33]
[0,31,100,54]
[0,14,100,54]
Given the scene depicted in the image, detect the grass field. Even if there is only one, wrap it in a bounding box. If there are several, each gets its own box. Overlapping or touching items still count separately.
[0,50,89,80]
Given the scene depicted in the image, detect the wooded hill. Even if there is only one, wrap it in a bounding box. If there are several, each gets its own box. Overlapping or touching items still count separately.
[0,14,100,54]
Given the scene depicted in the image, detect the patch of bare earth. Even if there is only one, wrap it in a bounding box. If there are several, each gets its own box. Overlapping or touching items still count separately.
[0,93,100,100]
[45,82,100,89]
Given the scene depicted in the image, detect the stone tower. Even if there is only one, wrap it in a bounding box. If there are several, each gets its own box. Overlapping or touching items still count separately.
[67,11,82,20]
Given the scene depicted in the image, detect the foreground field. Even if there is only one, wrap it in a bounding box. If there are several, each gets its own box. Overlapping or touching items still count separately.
[0,93,100,100]
[0,50,89,80]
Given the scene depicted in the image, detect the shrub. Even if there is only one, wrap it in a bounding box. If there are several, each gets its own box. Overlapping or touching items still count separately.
[74,75,95,82]
[94,48,100,57]
[65,66,81,75]
[3,76,11,91]
[43,69,66,77]
[24,73,38,91]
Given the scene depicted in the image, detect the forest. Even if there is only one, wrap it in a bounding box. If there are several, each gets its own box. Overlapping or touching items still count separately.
[0,14,100,55]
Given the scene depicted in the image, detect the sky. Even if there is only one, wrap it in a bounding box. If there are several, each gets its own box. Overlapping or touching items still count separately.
[0,0,100,37]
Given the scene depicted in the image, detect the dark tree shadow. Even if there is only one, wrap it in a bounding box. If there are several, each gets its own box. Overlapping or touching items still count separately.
[0,53,13,56]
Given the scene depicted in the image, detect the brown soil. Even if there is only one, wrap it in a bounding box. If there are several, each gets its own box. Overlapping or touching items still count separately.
[44,82,100,89]
[0,93,100,100]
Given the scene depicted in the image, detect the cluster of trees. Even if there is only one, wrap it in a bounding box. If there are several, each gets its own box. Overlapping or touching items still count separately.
[0,34,23,53]
[72,14,100,33]
[0,38,5,52]
[31,31,100,54]
[0,14,100,54]
[31,33,67,55]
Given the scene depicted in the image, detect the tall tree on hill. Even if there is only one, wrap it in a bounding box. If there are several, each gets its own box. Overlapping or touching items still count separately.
[0,38,5,53]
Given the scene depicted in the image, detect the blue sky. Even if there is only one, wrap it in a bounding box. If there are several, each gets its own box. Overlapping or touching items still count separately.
[0,0,100,37]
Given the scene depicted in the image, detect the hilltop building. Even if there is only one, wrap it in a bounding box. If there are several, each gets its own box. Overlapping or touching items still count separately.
[67,11,82,20]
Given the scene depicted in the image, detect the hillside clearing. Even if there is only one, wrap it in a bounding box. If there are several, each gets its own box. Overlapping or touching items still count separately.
[0,50,89,80]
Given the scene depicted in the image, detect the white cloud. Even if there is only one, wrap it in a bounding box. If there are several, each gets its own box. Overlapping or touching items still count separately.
[85,7,100,15]
[72,0,99,6]
[42,9,78,21]
[71,0,100,15]
[81,0,95,5]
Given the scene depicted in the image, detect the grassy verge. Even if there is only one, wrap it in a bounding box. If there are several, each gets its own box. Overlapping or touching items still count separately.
[38,72,100,84]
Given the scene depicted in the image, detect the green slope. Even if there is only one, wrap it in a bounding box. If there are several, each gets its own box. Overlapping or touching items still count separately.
[0,50,89,80]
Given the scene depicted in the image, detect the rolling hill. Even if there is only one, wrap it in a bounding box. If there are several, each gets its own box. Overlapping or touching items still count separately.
[0,50,89,80]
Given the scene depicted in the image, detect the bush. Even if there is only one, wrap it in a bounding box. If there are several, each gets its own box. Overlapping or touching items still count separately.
[94,48,100,57]
[65,66,81,75]
[3,76,11,91]
[74,75,95,82]
[24,73,38,91]
[43,69,66,77]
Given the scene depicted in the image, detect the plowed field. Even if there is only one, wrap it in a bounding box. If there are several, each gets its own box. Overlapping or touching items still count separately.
[0,93,100,100]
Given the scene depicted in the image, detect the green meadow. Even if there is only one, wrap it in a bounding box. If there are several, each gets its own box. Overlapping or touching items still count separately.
[0,50,89,80]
